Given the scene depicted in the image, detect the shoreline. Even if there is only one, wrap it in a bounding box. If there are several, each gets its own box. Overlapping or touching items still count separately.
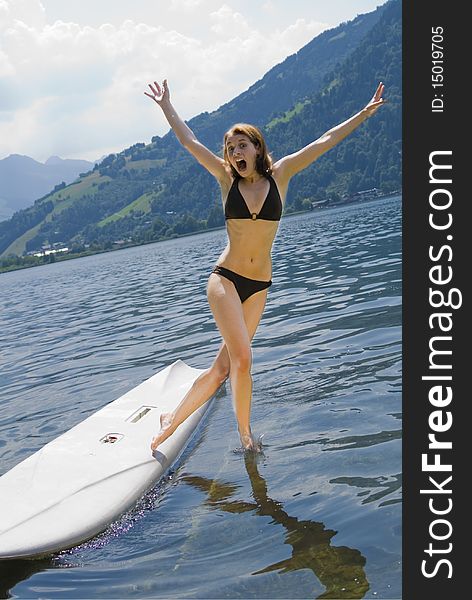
[0,192,401,275]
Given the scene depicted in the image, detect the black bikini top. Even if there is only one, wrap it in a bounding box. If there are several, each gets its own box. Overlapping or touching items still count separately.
[224,175,282,222]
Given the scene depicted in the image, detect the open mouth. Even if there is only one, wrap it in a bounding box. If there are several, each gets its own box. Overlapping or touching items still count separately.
[235,159,247,171]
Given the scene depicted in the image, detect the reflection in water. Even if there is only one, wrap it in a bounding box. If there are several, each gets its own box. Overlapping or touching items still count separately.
[183,455,370,600]
[323,430,402,452]
[331,472,402,506]
[0,558,55,599]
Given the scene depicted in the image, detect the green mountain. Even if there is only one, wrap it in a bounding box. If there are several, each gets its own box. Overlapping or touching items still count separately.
[0,0,400,260]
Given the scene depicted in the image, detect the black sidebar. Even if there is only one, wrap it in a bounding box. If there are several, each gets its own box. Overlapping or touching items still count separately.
[403,1,467,599]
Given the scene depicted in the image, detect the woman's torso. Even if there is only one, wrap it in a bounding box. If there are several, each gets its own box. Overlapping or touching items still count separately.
[217,172,286,281]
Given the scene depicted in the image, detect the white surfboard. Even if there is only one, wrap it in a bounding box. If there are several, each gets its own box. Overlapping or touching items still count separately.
[0,360,213,559]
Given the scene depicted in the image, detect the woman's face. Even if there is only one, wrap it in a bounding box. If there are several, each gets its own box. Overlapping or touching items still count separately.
[225,134,259,177]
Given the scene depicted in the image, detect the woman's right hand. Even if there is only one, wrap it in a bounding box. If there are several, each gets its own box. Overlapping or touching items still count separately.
[144,79,170,105]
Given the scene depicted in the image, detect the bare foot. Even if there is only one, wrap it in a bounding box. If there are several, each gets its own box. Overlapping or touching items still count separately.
[239,431,263,453]
[150,413,174,451]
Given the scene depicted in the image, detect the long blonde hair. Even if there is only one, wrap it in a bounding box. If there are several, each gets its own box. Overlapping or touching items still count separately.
[223,123,273,178]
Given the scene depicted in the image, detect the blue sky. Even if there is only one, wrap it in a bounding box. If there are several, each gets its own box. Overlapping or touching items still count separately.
[0,0,385,162]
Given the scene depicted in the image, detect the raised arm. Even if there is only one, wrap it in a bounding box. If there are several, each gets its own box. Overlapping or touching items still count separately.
[274,83,386,184]
[145,80,228,183]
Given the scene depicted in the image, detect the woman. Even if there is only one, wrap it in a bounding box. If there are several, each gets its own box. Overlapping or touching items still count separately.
[145,79,385,452]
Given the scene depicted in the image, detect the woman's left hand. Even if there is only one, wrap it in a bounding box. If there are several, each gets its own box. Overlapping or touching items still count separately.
[364,82,386,117]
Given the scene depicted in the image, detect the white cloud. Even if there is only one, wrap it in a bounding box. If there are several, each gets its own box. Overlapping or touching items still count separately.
[169,0,204,11]
[0,47,13,76]
[210,4,252,37]
[276,17,328,48]
[0,0,329,161]
[0,0,46,30]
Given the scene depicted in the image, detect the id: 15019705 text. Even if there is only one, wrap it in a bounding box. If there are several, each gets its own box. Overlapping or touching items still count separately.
[431,26,445,113]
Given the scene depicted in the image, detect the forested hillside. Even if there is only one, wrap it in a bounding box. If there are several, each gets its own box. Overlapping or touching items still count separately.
[0,0,400,261]
[269,0,401,204]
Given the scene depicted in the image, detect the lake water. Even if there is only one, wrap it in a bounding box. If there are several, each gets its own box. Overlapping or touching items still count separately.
[0,196,401,599]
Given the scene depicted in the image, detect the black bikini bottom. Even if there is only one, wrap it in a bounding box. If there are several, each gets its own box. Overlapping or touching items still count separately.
[212,266,272,304]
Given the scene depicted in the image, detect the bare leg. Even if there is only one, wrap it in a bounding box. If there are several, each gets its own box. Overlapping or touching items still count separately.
[240,293,267,450]
[151,343,229,450]
[151,274,267,452]
[207,274,267,451]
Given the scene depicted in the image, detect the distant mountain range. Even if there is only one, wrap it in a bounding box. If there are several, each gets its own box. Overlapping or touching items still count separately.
[0,154,95,221]
[0,0,401,260]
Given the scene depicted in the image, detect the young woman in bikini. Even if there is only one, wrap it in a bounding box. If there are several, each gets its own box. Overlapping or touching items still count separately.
[144,79,385,452]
